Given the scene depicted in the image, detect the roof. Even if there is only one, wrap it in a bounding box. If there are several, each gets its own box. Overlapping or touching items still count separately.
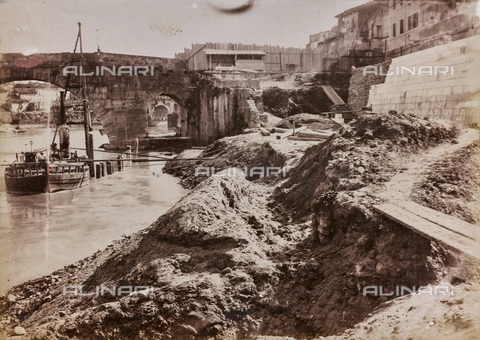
[6,98,29,103]
[204,49,266,55]
[335,0,385,18]
[14,88,37,95]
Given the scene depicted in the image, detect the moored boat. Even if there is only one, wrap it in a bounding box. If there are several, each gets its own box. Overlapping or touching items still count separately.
[4,152,89,194]
[4,24,95,195]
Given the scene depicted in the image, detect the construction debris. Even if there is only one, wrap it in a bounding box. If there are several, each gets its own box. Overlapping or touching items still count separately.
[276,126,307,139]
[259,127,271,136]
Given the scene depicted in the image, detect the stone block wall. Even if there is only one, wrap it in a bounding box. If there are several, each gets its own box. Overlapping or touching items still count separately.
[348,60,392,112]
[368,35,480,127]
[185,77,255,145]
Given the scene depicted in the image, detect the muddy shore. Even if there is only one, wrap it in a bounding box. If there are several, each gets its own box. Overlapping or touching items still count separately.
[1,112,479,340]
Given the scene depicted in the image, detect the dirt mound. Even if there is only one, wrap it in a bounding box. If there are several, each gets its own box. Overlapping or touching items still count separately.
[0,174,284,340]
[261,87,290,118]
[412,141,480,224]
[0,173,451,340]
[345,111,458,145]
[0,112,474,340]
[274,112,459,219]
[163,135,287,188]
[274,113,342,131]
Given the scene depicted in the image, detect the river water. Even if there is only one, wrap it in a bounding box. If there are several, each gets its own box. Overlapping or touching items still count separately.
[0,127,188,294]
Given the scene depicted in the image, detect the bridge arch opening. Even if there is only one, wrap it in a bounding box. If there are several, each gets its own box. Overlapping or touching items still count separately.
[146,93,184,137]
[0,80,77,126]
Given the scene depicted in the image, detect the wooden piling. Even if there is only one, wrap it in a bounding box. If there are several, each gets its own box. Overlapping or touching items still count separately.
[87,133,94,161]
[87,160,95,177]
[106,161,112,175]
[117,155,123,171]
[95,164,101,178]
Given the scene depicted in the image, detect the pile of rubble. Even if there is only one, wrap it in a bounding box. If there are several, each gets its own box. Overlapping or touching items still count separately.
[0,169,450,340]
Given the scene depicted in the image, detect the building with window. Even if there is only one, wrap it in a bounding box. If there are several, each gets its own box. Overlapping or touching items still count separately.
[307,0,389,70]
[204,49,266,71]
[307,30,337,50]
[387,0,478,55]
[334,0,389,57]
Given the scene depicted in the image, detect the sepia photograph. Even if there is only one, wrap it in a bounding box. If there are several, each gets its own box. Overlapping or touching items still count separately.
[0,0,479,339]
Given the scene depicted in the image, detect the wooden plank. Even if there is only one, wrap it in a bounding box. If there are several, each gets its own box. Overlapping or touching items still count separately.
[269,127,288,133]
[296,129,334,139]
[287,136,326,141]
[321,85,346,106]
[276,126,307,140]
[259,127,271,136]
[374,203,480,261]
[395,201,480,241]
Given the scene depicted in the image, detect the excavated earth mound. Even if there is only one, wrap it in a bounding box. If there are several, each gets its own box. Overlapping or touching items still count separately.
[163,135,287,189]
[2,112,476,340]
[0,172,451,340]
[273,113,342,132]
[274,112,459,219]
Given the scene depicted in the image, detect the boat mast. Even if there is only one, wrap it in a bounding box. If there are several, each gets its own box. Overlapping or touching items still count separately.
[69,22,94,161]
[77,23,94,161]
[58,90,70,158]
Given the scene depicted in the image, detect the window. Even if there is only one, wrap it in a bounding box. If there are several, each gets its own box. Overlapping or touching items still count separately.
[412,12,418,28]
[408,16,412,30]
[400,19,404,34]
[376,25,382,37]
[400,0,403,6]
[393,0,396,10]
[393,23,396,37]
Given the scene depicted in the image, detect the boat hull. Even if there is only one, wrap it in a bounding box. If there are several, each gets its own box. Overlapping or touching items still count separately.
[4,162,90,194]
[49,171,89,193]
[5,173,48,194]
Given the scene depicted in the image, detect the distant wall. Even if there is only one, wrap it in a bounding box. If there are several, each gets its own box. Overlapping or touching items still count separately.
[348,60,392,112]
[368,35,480,127]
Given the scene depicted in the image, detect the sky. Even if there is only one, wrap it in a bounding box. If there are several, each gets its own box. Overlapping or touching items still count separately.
[0,0,369,58]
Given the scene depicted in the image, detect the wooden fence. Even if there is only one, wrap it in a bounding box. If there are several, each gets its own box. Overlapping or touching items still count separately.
[175,43,326,72]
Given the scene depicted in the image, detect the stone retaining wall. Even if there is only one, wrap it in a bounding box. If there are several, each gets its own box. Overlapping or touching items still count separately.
[368,35,480,127]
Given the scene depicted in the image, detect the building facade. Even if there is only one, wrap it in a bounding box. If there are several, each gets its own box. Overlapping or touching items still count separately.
[308,1,389,71]
[204,49,266,71]
[387,0,478,56]
[307,30,337,50]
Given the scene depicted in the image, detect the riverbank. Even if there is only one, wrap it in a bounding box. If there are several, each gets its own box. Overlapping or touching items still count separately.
[0,128,187,295]
[1,112,479,339]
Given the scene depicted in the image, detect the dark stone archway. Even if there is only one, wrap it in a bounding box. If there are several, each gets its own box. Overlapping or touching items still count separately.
[1,52,260,147]
[0,52,191,144]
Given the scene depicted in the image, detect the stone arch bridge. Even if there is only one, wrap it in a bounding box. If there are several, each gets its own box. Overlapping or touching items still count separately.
[0,52,256,147]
